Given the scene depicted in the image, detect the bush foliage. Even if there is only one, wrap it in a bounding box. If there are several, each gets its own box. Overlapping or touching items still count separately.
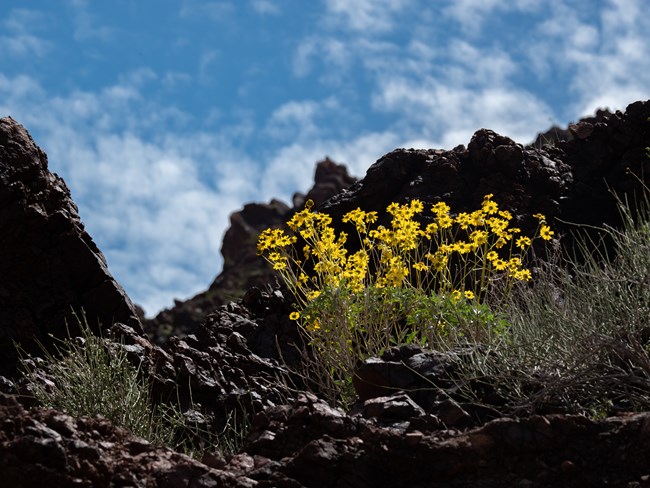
[258,195,553,406]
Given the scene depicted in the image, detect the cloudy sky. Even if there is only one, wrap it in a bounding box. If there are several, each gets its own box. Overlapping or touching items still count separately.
[1,0,648,316]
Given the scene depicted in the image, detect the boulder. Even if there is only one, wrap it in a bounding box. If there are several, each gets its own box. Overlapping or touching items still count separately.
[0,117,141,379]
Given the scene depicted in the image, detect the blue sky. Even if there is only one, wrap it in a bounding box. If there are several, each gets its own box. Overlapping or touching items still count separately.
[1,0,649,316]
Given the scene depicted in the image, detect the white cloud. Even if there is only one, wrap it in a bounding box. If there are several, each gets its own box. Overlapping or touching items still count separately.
[162,71,193,90]
[527,0,650,118]
[372,75,553,147]
[443,0,541,34]
[199,49,220,82]
[292,38,317,77]
[265,97,341,140]
[259,129,402,203]
[323,0,413,33]
[251,0,280,15]
[0,72,261,316]
[292,37,352,79]
[0,8,51,57]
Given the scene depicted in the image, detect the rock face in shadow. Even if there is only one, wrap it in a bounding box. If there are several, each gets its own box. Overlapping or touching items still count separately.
[320,101,649,257]
[144,157,356,343]
[0,117,142,378]
[3,387,650,487]
[0,393,256,488]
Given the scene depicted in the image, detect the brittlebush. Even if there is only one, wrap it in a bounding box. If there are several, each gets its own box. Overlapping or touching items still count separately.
[257,195,554,406]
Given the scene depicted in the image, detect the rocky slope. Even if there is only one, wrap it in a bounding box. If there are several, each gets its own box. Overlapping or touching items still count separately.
[0,117,141,379]
[0,101,649,487]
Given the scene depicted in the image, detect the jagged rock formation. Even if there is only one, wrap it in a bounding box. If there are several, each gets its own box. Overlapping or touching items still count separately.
[530,107,613,148]
[0,101,649,487]
[0,393,256,488]
[0,117,141,379]
[320,101,649,258]
[144,157,356,343]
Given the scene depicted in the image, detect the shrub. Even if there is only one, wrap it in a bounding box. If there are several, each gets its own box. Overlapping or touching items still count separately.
[258,195,552,406]
[19,314,245,456]
[461,177,650,416]
[20,313,181,446]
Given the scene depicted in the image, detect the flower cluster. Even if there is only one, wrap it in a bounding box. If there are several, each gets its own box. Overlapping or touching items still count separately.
[258,195,554,315]
[257,195,554,406]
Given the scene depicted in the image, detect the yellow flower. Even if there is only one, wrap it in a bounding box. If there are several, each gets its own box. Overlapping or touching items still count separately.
[289,312,300,320]
[487,217,508,233]
[454,241,472,254]
[516,236,532,250]
[307,290,321,300]
[386,202,400,214]
[470,230,488,246]
[486,251,499,261]
[508,257,522,272]
[455,212,472,229]
[493,259,507,271]
[412,262,429,272]
[514,269,532,281]
[470,210,485,226]
[540,225,554,241]
[257,228,295,252]
[437,214,453,229]
[410,199,424,213]
[431,202,450,215]
[482,196,498,214]
[452,290,462,301]
[268,252,282,262]
[464,290,475,299]
[425,222,439,235]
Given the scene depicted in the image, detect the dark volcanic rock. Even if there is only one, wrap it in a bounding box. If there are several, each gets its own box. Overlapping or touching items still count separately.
[145,157,356,343]
[530,108,613,147]
[0,117,141,378]
[107,289,305,432]
[243,392,650,488]
[0,393,255,488]
[321,101,650,258]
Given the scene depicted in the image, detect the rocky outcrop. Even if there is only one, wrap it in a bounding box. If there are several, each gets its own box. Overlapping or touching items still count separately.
[144,158,356,343]
[4,388,650,488]
[530,107,613,148]
[320,101,649,259]
[0,393,256,488]
[242,393,650,488]
[0,117,141,378]
[104,289,307,436]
